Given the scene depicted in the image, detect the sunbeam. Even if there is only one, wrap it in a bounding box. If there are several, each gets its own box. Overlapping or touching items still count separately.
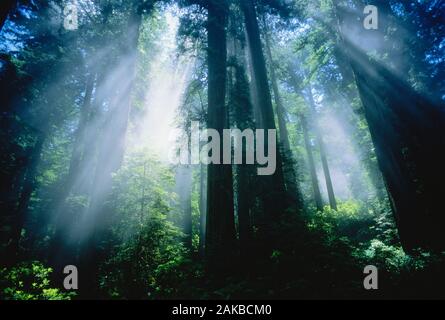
[1,0,444,301]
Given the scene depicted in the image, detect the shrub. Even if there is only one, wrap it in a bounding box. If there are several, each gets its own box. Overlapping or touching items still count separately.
[0,261,75,300]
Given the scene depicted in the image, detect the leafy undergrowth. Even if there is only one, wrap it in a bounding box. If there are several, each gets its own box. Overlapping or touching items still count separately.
[164,202,445,300]
[0,261,75,300]
[3,201,445,300]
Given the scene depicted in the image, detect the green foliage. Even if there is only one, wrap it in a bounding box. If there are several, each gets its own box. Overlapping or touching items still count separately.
[99,149,191,299]
[362,240,410,273]
[100,214,189,299]
[0,261,74,300]
[2,0,444,301]
[308,200,374,241]
[307,198,445,297]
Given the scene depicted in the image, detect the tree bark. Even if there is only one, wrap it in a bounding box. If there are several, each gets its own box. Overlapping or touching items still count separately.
[9,134,45,260]
[198,163,206,256]
[306,86,337,210]
[228,53,255,258]
[262,21,302,210]
[333,0,445,251]
[176,165,193,251]
[240,0,288,226]
[301,115,323,211]
[205,0,237,272]
[244,32,263,129]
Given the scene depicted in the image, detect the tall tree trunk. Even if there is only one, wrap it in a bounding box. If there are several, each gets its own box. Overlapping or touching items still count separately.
[240,0,288,228]
[198,163,207,256]
[318,130,337,210]
[176,165,193,251]
[244,32,263,129]
[205,0,236,272]
[306,86,337,210]
[262,21,301,210]
[333,0,445,251]
[228,42,255,258]
[8,134,45,261]
[301,115,323,211]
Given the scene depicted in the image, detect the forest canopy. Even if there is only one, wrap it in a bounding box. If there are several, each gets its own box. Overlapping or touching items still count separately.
[0,0,444,300]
